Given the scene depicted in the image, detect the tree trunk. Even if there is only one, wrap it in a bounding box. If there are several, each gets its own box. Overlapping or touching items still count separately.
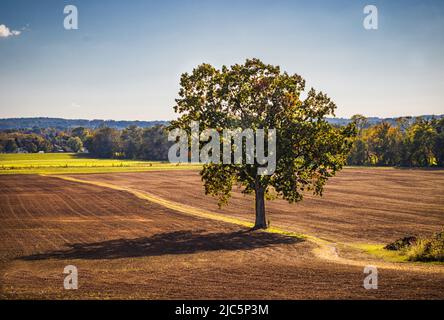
[254,178,267,229]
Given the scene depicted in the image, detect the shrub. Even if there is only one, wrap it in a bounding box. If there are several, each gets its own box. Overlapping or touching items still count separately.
[385,231,444,262]
[385,236,417,251]
[405,231,444,262]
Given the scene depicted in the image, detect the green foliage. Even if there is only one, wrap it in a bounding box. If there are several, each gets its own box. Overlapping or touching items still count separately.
[121,125,143,159]
[71,127,91,143]
[353,244,409,263]
[67,136,83,152]
[405,232,444,262]
[434,118,444,166]
[139,126,171,161]
[406,119,437,166]
[347,139,367,165]
[88,127,122,158]
[14,133,52,153]
[378,232,444,263]
[171,58,355,219]
[384,236,417,251]
[0,124,172,162]
[347,116,443,167]
[0,138,18,153]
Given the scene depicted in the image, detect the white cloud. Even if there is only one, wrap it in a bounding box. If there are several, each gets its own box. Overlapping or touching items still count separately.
[0,24,21,38]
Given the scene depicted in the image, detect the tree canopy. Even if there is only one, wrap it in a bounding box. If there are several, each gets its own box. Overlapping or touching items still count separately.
[171,58,356,229]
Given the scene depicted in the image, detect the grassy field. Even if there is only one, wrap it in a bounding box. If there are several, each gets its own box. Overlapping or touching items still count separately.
[0,153,201,174]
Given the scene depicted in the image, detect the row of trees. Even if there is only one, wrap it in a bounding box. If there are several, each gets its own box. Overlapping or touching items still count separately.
[0,129,83,153]
[347,116,444,167]
[1,117,443,167]
[86,125,170,160]
[0,125,171,160]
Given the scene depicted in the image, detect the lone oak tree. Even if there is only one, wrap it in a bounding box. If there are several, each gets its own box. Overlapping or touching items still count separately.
[171,59,355,229]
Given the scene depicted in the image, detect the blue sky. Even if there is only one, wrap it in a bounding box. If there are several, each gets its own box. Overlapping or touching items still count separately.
[0,0,443,120]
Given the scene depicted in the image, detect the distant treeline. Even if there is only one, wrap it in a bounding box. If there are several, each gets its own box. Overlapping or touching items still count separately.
[0,125,171,161]
[1,115,444,167]
[1,115,442,130]
[0,117,168,130]
[347,115,444,167]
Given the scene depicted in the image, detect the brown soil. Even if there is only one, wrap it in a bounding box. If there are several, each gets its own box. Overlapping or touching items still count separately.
[0,169,443,299]
[72,168,444,243]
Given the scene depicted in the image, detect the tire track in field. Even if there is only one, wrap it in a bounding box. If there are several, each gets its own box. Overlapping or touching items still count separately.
[3,195,34,251]
[19,191,81,249]
[0,197,18,240]
[15,194,61,249]
[55,181,156,238]
[60,190,134,237]
[47,174,444,275]
[27,196,71,245]
[51,193,97,244]
[0,213,27,255]
[45,175,167,239]
[86,192,153,238]
[45,193,95,245]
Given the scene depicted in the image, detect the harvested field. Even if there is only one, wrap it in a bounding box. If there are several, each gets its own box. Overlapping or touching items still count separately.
[0,170,443,299]
[70,168,444,243]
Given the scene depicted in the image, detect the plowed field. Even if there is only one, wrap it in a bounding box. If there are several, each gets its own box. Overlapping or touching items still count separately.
[1,168,443,299]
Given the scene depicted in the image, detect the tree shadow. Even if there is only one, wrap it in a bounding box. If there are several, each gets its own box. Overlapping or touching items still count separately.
[20,229,303,261]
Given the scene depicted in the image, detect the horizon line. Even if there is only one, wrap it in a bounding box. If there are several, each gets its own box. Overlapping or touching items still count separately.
[1,114,444,123]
